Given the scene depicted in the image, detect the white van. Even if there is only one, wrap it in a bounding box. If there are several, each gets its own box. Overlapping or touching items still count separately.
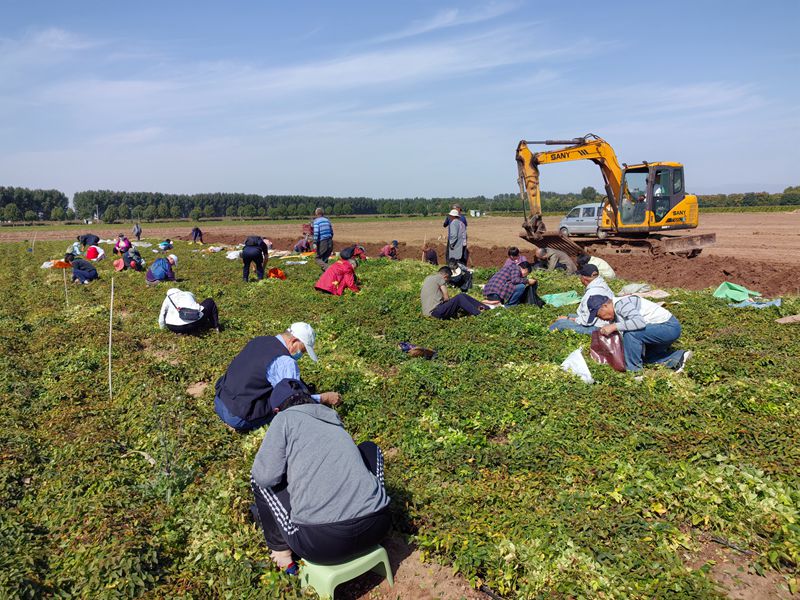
[559,203,603,237]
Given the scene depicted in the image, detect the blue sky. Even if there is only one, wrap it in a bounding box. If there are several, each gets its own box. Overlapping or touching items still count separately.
[1,1,798,201]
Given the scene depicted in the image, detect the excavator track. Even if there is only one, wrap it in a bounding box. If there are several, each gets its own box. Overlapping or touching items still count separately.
[519,231,716,259]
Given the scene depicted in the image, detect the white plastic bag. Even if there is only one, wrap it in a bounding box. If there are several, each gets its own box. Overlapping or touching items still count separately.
[560,347,594,384]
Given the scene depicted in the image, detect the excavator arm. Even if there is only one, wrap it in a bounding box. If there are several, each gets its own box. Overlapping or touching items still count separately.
[516,134,624,239]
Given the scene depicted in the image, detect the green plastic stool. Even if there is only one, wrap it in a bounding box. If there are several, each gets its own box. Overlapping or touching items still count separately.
[299,545,393,599]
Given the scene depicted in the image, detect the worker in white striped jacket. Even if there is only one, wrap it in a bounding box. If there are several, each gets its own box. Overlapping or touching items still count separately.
[585,295,693,373]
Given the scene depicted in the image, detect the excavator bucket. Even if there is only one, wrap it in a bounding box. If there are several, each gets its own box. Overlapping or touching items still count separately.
[518,231,585,258]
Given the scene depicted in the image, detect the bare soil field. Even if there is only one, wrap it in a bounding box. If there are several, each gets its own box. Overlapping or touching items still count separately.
[5,211,799,295]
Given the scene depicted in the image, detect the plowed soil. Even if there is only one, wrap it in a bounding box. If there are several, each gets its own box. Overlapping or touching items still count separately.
[5,212,799,295]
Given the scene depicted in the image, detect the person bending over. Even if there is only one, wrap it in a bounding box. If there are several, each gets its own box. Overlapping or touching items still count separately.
[482,261,537,306]
[586,294,693,373]
[314,246,360,295]
[550,263,614,334]
[213,323,341,432]
[64,253,98,284]
[250,380,390,572]
[146,254,177,284]
[242,235,270,282]
[158,288,220,334]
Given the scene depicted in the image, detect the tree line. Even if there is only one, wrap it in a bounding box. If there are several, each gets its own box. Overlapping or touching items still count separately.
[2,185,799,222]
[1,187,70,222]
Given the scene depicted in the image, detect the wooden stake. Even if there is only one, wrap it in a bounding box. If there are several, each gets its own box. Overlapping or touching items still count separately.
[63,268,69,308]
[108,278,114,402]
[422,234,427,261]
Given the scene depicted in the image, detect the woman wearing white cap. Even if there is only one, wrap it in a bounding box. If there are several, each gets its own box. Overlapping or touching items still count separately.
[213,322,342,432]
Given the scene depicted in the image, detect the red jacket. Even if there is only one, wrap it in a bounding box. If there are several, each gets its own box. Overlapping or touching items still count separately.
[314,259,360,296]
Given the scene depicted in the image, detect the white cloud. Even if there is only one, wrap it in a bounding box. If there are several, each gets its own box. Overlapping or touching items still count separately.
[369,3,519,43]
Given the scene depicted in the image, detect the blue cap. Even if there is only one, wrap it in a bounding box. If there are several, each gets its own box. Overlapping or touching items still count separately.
[586,295,612,323]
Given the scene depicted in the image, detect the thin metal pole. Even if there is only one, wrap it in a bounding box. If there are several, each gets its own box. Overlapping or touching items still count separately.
[63,268,69,308]
[108,278,114,401]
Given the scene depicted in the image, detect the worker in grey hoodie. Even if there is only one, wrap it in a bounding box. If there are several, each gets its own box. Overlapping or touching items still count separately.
[250,379,390,572]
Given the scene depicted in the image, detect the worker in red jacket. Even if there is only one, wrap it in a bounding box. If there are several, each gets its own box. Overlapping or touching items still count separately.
[314,246,360,296]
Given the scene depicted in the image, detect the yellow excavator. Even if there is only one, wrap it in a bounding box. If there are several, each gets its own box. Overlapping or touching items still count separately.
[515,133,716,256]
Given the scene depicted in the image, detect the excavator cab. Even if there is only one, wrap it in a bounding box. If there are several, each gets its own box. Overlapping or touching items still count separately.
[616,163,690,230]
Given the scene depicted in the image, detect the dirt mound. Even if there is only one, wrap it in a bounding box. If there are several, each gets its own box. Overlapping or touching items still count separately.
[216,233,795,297]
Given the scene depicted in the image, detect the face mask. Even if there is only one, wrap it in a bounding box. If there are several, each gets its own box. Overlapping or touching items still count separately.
[291,351,303,361]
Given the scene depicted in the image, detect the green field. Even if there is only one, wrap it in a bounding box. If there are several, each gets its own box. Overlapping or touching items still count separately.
[2,241,799,598]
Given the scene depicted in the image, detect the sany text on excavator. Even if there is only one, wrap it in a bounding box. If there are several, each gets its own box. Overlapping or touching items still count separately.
[515,134,716,257]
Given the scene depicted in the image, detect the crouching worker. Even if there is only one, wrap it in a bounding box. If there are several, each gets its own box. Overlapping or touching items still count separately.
[550,263,614,333]
[123,247,146,271]
[250,380,390,571]
[422,266,490,319]
[214,322,341,432]
[158,288,220,334]
[146,254,177,284]
[314,246,360,295]
[482,261,537,306]
[64,253,98,284]
[586,295,693,373]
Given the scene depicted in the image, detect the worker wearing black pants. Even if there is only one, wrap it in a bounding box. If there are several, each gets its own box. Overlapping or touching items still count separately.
[430,294,486,319]
[166,299,220,334]
[242,236,269,282]
[251,441,390,565]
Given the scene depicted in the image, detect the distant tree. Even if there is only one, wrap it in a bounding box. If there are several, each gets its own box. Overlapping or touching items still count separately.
[131,205,143,220]
[66,208,76,220]
[157,202,169,219]
[4,203,21,221]
[189,208,202,221]
[225,205,236,217]
[581,186,598,202]
[50,206,65,221]
[143,205,157,222]
[204,204,217,218]
[103,205,118,223]
[170,204,181,219]
[24,210,37,222]
[118,203,130,220]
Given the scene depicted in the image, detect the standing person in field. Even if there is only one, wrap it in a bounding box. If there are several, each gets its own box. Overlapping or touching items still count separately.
[421,266,489,319]
[191,226,204,244]
[446,209,467,264]
[250,381,390,572]
[158,288,220,334]
[312,207,334,270]
[314,246,360,296]
[213,322,342,432]
[586,295,693,373]
[146,254,177,285]
[64,253,99,284]
[132,222,142,241]
[242,235,270,282]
